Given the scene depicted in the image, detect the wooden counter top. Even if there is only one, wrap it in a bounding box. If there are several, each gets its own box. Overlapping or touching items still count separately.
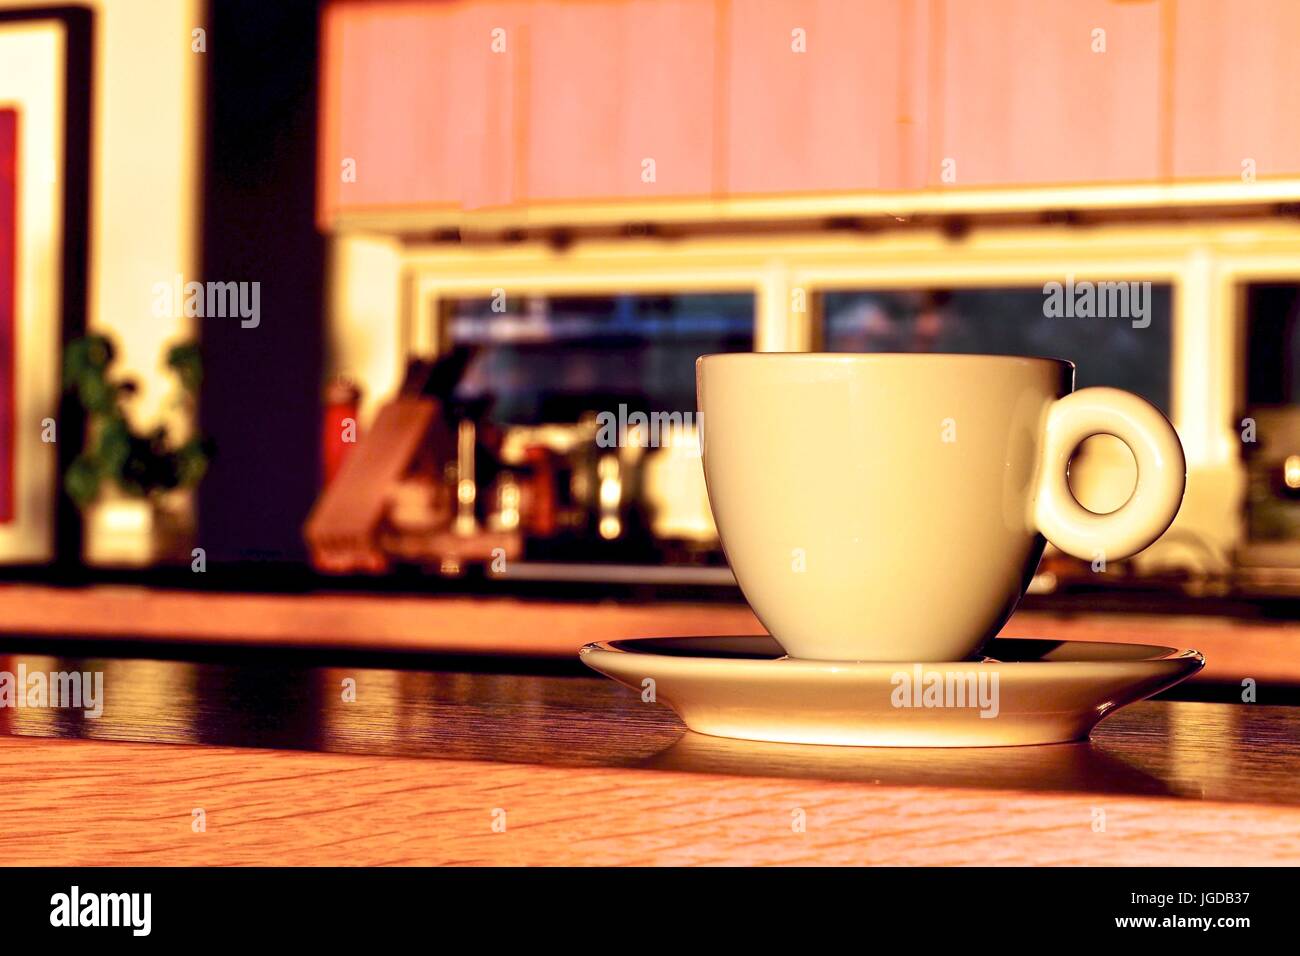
[0,641,1297,865]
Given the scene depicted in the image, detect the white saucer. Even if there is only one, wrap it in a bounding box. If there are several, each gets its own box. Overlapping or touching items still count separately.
[579,635,1204,747]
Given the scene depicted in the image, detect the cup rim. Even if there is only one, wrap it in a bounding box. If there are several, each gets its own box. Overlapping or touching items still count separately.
[697,351,1076,371]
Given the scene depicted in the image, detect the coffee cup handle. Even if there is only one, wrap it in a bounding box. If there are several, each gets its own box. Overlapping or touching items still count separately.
[1034,387,1186,561]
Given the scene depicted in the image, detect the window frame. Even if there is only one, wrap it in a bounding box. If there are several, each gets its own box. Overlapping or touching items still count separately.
[395,218,1300,566]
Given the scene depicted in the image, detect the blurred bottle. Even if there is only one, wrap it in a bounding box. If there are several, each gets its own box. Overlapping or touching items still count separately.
[322,377,362,484]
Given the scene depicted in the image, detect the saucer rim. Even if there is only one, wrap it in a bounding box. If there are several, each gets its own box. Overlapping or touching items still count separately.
[579,635,1205,673]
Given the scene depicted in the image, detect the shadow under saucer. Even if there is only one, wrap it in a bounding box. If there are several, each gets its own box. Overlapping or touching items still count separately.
[634,728,1177,798]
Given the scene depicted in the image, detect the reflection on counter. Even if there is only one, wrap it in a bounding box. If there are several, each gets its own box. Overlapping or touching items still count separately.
[0,647,1290,806]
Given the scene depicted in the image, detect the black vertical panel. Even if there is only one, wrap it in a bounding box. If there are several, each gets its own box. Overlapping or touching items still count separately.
[199,0,324,567]
[56,7,93,571]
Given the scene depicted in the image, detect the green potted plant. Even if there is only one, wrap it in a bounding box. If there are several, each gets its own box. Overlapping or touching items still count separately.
[63,334,212,566]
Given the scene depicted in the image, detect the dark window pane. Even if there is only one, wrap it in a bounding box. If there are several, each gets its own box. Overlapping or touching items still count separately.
[823,285,1173,412]
[1244,283,1300,406]
[448,293,754,424]
[1241,283,1300,548]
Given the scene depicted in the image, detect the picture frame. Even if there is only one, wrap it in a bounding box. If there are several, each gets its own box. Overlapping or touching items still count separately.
[0,8,90,565]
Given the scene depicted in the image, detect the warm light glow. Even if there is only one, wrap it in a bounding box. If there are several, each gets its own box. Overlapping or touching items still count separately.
[597,455,621,508]
[99,500,151,535]
[84,497,154,567]
[597,454,621,539]
[453,420,479,536]
[1283,455,1300,490]
[456,479,475,506]
[496,479,520,531]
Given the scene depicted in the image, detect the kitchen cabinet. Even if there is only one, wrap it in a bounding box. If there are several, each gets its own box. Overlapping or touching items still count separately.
[318,0,1295,225]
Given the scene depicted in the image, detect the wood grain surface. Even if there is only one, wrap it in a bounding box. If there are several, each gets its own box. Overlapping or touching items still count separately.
[0,643,1297,865]
[1,733,1297,866]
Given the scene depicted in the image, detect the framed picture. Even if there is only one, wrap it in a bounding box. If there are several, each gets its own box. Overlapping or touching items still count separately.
[0,9,89,564]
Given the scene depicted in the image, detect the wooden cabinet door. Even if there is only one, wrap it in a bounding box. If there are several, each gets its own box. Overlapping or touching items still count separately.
[522,0,719,203]
[926,0,1163,188]
[725,0,927,195]
[1171,0,1300,181]
[319,0,525,220]
[323,0,720,214]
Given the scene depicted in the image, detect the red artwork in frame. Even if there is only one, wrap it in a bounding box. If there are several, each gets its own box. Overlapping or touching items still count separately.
[0,107,15,525]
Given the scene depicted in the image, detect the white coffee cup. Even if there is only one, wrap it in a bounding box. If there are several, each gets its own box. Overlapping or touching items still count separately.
[696,353,1185,662]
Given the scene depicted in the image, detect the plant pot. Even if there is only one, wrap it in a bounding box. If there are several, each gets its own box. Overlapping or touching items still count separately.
[82,490,195,569]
